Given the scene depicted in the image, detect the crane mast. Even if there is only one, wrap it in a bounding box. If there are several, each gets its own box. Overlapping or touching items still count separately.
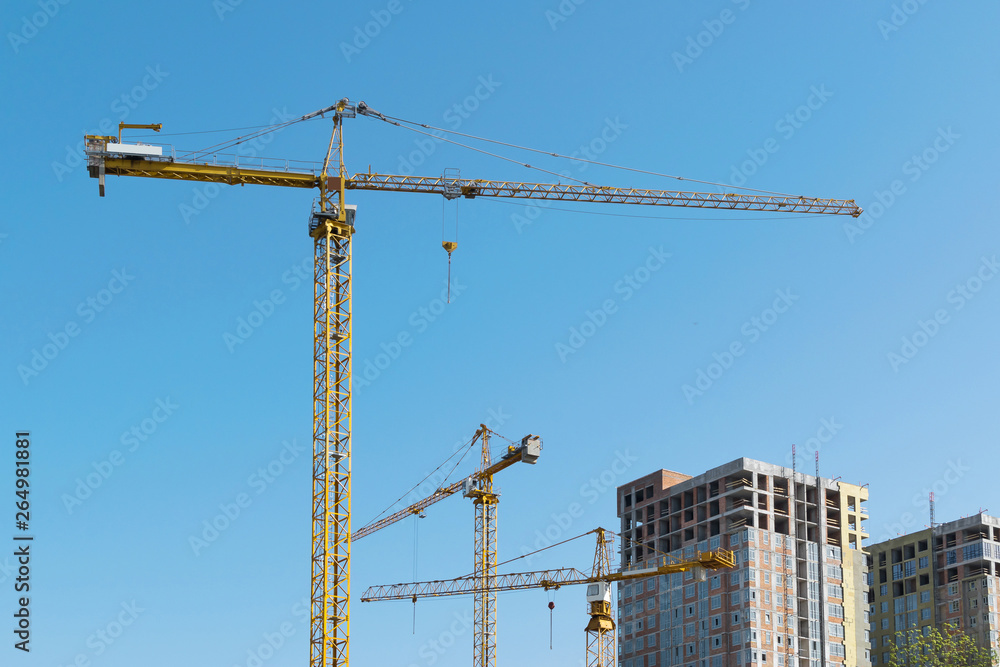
[82,98,859,667]
[310,100,355,667]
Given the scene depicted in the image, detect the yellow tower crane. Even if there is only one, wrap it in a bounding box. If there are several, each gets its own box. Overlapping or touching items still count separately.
[360,527,736,667]
[82,98,861,667]
[354,426,541,667]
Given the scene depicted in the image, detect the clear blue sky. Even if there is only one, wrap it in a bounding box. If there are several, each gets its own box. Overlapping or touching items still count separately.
[2,1,999,666]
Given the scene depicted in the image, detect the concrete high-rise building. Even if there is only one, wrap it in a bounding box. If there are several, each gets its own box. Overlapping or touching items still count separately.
[867,512,1000,665]
[616,458,871,667]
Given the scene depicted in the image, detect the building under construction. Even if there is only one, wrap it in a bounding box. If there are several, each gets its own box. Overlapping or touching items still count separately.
[617,458,871,667]
[867,512,1000,665]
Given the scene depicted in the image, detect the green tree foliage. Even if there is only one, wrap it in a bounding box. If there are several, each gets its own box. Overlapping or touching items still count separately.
[888,623,996,667]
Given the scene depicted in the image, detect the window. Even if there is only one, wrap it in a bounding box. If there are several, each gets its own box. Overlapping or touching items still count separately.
[918,556,928,569]
[881,601,889,613]
[711,595,721,610]
[921,608,931,620]
[920,590,930,603]
[965,543,983,561]
[880,584,888,596]
[711,575,720,590]
[828,585,844,599]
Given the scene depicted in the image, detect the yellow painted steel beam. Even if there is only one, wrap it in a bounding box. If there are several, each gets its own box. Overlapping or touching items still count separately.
[359,549,735,601]
[94,157,328,189]
[347,173,863,217]
[353,479,465,541]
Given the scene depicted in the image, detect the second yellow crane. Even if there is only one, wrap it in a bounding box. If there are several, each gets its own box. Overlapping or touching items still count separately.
[361,527,736,667]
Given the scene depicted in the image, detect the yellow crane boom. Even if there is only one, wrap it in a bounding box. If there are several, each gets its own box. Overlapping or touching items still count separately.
[360,528,735,667]
[85,142,862,216]
[354,427,540,541]
[359,548,734,600]
[82,99,858,667]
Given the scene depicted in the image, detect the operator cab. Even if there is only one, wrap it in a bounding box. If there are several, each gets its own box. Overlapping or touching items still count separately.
[586,581,611,604]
